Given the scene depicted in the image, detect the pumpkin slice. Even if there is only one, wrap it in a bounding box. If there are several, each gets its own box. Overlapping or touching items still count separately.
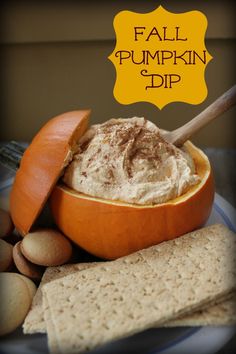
[10,110,90,235]
[50,141,214,260]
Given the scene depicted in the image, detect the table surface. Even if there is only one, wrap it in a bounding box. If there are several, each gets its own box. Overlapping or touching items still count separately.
[203,148,236,354]
[0,146,235,353]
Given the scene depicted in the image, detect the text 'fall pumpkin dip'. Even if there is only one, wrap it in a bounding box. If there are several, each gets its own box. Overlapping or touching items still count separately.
[10,111,214,259]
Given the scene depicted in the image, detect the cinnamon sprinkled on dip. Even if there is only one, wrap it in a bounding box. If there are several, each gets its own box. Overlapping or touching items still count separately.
[63,118,200,205]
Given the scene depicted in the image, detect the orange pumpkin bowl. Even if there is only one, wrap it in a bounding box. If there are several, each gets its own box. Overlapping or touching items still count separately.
[10,110,90,235]
[49,141,214,260]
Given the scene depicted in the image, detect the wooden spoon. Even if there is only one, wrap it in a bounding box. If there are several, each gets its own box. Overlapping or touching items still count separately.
[163,85,236,147]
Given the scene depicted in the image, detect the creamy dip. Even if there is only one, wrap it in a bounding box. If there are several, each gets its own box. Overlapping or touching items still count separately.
[63,118,200,205]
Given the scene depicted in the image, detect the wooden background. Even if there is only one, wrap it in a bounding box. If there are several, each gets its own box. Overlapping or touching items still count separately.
[0,0,235,147]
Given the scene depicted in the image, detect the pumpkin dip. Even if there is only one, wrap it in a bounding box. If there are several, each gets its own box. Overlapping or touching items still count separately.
[63,117,200,205]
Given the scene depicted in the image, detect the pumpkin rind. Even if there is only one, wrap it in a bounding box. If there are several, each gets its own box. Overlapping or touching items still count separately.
[49,142,214,259]
[10,110,90,235]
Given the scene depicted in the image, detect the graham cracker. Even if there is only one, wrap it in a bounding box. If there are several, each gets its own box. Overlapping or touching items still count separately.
[166,294,236,327]
[23,262,98,334]
[43,295,60,354]
[42,224,236,354]
[24,263,236,335]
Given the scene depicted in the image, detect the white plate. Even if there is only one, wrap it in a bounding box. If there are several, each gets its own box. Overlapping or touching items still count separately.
[0,178,235,354]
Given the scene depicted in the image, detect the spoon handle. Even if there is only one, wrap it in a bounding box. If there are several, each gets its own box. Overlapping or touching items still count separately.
[168,85,236,147]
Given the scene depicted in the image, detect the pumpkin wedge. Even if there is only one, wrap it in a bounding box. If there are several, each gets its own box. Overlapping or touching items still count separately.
[10,110,90,235]
[50,141,214,259]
